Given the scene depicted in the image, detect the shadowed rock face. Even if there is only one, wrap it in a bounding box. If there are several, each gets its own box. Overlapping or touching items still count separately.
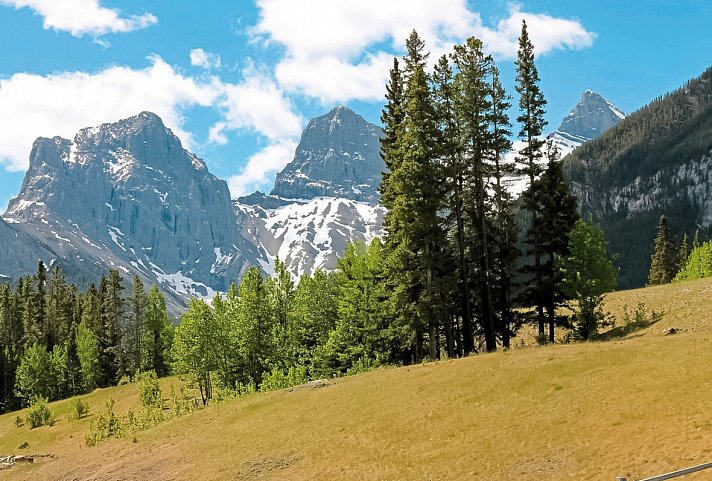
[270,106,384,204]
[3,112,263,312]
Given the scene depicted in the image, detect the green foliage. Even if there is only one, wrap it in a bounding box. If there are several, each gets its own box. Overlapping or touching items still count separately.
[136,370,162,408]
[25,397,53,428]
[85,397,123,446]
[68,398,90,420]
[559,219,617,339]
[15,343,54,403]
[259,366,308,392]
[648,216,678,285]
[76,318,100,391]
[675,240,712,281]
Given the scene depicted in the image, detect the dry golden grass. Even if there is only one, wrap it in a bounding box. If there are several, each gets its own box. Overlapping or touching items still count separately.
[2,277,712,481]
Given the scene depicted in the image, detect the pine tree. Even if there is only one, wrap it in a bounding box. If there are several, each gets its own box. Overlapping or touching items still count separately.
[515,20,547,184]
[524,143,579,343]
[433,53,470,357]
[678,232,690,273]
[451,37,497,352]
[101,270,124,385]
[692,229,701,251]
[126,275,148,376]
[487,63,518,348]
[648,215,678,284]
[515,20,550,339]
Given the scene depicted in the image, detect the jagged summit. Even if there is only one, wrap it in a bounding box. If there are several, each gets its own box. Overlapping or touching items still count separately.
[270,105,384,204]
[549,90,626,157]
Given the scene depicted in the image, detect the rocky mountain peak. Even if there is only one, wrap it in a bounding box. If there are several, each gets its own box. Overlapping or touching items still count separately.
[3,112,262,312]
[269,105,384,204]
[548,90,626,158]
[557,90,626,141]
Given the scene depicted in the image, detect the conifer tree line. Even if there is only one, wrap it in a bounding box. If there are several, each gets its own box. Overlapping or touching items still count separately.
[649,214,711,284]
[0,262,172,411]
[378,24,581,356]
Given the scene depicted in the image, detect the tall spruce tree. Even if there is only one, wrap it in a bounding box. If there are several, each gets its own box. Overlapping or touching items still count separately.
[433,53,471,356]
[487,63,518,348]
[648,215,678,284]
[451,37,497,352]
[515,19,549,339]
[126,275,148,376]
[525,143,579,343]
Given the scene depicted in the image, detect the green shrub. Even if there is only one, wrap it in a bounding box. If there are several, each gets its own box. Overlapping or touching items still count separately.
[68,398,90,420]
[25,397,53,428]
[259,366,308,392]
[15,415,24,427]
[85,397,123,446]
[26,397,53,428]
[136,371,162,408]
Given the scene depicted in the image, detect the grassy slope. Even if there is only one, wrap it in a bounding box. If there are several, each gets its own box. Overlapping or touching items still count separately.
[2,278,712,481]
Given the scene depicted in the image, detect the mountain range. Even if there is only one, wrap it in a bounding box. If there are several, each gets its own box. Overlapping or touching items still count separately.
[0,88,636,312]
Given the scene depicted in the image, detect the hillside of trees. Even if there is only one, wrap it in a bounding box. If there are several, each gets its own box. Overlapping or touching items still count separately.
[564,67,712,288]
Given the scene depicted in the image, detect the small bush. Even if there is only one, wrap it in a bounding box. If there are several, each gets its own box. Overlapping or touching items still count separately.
[25,397,53,428]
[136,371,162,408]
[260,366,308,391]
[85,397,123,446]
[117,375,132,386]
[15,415,24,427]
[68,398,90,420]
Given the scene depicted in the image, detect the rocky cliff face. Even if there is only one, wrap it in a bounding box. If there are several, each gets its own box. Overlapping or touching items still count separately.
[270,106,384,204]
[3,112,264,311]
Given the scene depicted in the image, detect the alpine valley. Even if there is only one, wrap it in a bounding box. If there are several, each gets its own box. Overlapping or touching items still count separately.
[8,76,707,313]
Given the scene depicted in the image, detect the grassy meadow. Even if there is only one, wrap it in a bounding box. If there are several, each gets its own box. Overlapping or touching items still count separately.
[2,277,712,480]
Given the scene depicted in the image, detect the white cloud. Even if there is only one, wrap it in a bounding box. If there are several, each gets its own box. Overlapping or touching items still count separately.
[190,48,222,70]
[0,0,157,37]
[253,0,595,103]
[0,56,219,172]
[217,66,303,141]
[0,55,304,201]
[479,4,596,58]
[228,139,298,197]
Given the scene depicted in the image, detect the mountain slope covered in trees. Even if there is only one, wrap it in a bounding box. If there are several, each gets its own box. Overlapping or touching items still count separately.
[564,66,712,288]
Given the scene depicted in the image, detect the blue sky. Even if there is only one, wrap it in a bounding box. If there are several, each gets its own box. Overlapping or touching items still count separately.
[0,0,710,212]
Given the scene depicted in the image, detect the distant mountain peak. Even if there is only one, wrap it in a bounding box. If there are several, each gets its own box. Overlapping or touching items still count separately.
[548,90,626,158]
[269,106,384,204]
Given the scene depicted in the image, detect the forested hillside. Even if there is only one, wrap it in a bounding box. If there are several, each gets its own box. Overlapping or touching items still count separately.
[564,67,712,288]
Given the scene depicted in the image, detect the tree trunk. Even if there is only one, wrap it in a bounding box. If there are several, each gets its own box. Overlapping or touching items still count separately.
[454,174,474,355]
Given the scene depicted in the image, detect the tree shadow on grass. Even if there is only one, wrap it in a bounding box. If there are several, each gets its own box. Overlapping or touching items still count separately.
[595,314,663,341]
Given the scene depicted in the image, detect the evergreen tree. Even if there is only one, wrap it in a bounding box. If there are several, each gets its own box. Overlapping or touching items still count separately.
[524,143,579,343]
[648,215,678,284]
[515,20,547,183]
[487,63,518,348]
[678,232,690,272]
[693,229,701,251]
[101,270,124,385]
[126,275,148,376]
[452,37,497,352]
[433,53,473,356]
[559,218,617,339]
